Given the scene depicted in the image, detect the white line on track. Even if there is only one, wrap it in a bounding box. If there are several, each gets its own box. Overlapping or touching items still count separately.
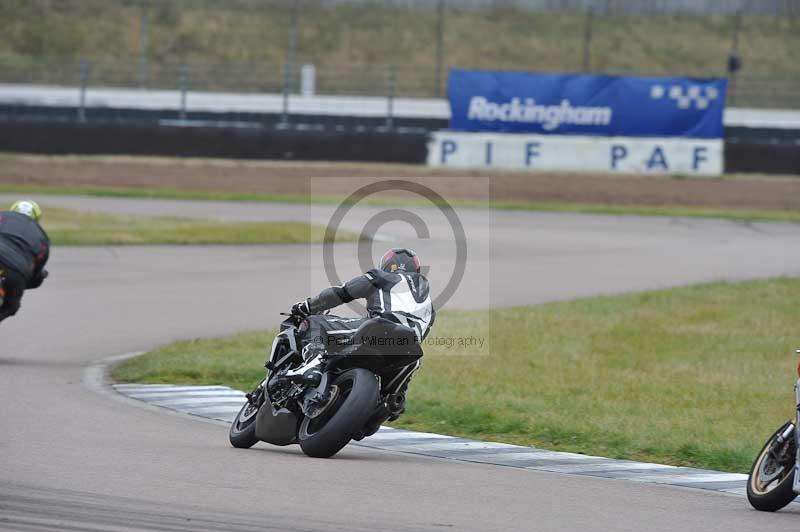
[109,381,758,499]
[127,390,246,399]
[149,397,249,407]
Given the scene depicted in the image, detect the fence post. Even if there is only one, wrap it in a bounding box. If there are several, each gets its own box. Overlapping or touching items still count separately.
[582,7,594,72]
[300,64,316,97]
[77,61,89,123]
[281,0,299,127]
[139,4,150,88]
[434,0,445,97]
[386,64,396,130]
[727,10,743,106]
[179,64,189,120]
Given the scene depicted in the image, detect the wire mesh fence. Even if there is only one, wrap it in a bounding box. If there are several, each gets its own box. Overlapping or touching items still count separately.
[1,0,798,117]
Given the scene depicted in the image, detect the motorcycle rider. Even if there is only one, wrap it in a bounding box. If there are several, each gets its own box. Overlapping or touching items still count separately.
[290,248,434,435]
[0,200,50,325]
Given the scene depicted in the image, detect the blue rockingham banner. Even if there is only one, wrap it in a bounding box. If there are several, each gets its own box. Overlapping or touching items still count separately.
[448,69,727,139]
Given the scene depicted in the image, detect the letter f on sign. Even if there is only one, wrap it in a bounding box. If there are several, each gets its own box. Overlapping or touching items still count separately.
[693,146,708,170]
[526,142,540,166]
[441,140,457,164]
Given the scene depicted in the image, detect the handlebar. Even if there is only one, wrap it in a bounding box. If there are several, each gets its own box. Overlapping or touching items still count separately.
[280,311,304,326]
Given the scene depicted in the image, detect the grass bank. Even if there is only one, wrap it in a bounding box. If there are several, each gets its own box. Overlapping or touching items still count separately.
[6,186,800,225]
[1,2,795,103]
[42,206,359,246]
[113,278,800,473]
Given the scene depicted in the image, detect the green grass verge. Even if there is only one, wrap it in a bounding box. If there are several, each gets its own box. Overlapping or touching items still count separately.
[42,206,360,246]
[5,184,800,224]
[113,278,800,473]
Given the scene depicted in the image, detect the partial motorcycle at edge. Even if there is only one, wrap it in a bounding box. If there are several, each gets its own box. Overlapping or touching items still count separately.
[747,350,800,511]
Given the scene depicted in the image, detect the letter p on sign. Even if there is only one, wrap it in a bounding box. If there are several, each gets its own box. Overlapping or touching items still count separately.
[441,140,457,164]
[611,145,628,169]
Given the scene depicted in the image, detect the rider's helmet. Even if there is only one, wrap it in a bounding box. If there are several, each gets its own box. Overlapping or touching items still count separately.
[379,248,421,274]
[9,200,43,222]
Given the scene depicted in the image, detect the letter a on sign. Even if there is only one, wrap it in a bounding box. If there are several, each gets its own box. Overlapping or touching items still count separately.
[646,147,669,170]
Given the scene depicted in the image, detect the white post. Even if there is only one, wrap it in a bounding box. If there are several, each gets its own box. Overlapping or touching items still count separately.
[300,64,316,97]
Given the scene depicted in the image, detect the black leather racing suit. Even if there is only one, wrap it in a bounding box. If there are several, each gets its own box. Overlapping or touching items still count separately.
[303,268,434,395]
[0,212,50,324]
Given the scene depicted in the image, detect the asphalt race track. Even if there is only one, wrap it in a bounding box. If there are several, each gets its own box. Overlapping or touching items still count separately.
[2,196,800,531]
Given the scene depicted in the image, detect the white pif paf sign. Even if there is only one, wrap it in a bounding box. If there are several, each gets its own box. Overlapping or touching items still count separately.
[427,131,723,175]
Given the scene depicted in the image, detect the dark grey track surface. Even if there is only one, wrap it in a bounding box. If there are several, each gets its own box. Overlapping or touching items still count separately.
[2,197,800,531]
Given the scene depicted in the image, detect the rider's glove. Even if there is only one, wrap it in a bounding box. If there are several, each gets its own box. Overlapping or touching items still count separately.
[291,299,312,319]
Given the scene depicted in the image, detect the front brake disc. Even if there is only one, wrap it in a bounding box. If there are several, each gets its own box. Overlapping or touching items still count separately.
[304,385,339,419]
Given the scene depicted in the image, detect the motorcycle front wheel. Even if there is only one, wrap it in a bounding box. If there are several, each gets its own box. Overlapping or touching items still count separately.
[298,368,379,458]
[747,421,797,512]
[229,389,262,449]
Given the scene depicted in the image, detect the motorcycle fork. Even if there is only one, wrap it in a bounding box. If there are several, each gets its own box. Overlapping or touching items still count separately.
[793,379,800,494]
[246,379,267,406]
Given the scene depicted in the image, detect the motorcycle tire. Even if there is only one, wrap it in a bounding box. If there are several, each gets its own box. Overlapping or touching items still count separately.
[229,396,261,449]
[298,368,380,458]
[747,421,798,512]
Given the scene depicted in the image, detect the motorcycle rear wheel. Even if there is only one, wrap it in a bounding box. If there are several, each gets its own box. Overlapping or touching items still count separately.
[298,368,379,458]
[747,421,797,512]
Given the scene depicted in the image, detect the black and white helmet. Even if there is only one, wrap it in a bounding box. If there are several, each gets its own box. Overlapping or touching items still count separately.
[379,248,421,274]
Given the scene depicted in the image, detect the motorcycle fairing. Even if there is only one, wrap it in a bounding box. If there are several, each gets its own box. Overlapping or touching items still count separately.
[343,317,423,373]
[255,400,299,446]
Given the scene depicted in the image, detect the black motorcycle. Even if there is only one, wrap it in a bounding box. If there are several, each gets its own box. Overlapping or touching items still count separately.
[229,313,422,458]
[747,350,800,511]
[0,269,6,310]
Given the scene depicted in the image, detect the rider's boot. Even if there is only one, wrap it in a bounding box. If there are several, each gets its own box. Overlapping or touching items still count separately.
[301,342,326,362]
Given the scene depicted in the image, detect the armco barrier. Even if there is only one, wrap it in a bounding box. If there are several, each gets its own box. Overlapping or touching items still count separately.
[0,105,446,133]
[0,119,429,163]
